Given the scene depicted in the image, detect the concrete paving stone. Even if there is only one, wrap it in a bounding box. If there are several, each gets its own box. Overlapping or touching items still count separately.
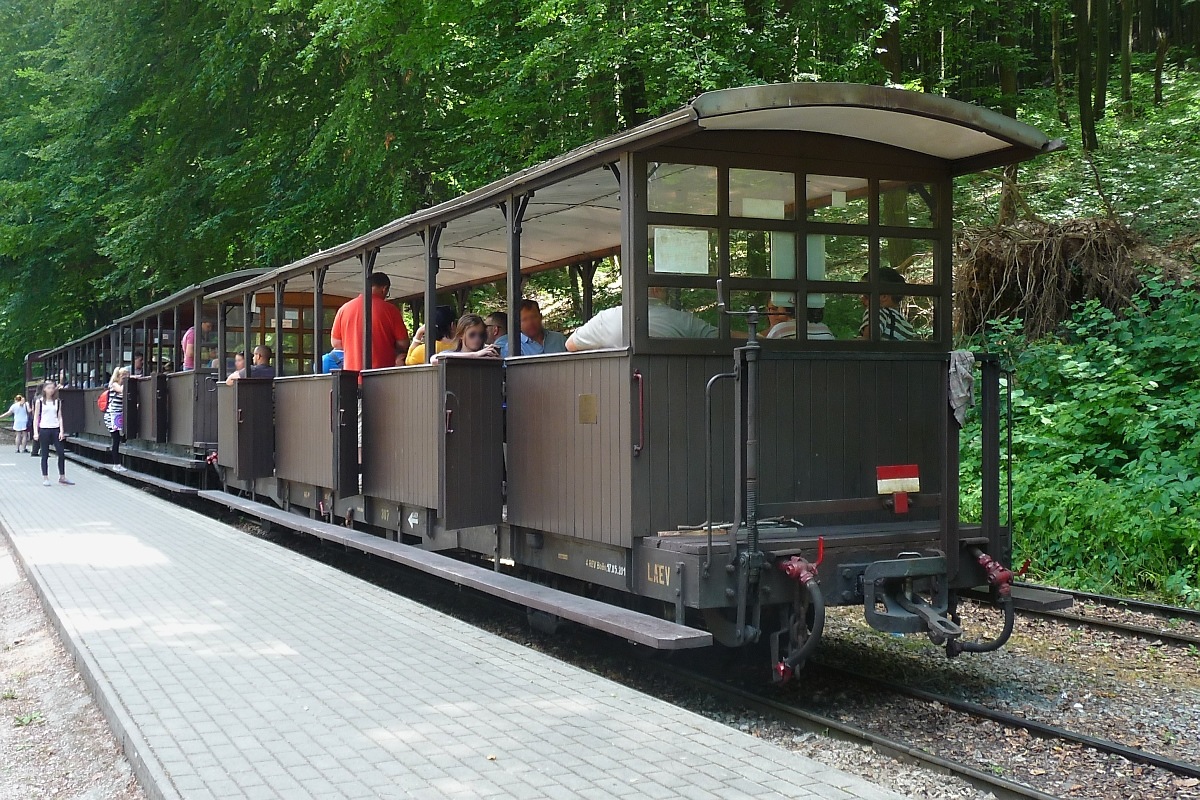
[810,783,858,800]
[0,465,903,800]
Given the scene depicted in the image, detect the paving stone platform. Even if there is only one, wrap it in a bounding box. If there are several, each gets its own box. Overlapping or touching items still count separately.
[0,455,903,800]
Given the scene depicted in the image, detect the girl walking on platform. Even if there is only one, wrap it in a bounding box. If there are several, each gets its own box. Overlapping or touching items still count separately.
[1,395,30,452]
[33,380,72,486]
[105,366,129,469]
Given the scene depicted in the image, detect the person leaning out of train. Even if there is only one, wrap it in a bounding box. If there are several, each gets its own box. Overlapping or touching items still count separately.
[432,314,501,363]
[1,394,31,453]
[330,272,410,370]
[858,267,917,341]
[105,366,129,470]
[565,287,716,351]
[406,305,458,365]
[495,299,567,357]
[484,312,506,345]
[765,293,836,341]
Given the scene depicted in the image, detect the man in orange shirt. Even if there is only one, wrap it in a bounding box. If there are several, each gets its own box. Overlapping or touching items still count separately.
[330,273,410,371]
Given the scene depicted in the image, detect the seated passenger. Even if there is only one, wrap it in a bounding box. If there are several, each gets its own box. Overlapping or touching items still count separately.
[224,346,275,384]
[765,293,836,341]
[321,348,345,373]
[406,305,457,365]
[223,352,247,385]
[565,287,716,351]
[432,314,500,362]
[859,267,917,341]
[495,299,567,357]
[484,312,507,345]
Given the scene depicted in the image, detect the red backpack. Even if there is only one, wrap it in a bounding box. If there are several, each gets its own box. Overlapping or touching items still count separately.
[97,390,109,412]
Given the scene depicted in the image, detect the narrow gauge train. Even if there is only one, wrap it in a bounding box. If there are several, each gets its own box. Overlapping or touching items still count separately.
[38,83,1069,679]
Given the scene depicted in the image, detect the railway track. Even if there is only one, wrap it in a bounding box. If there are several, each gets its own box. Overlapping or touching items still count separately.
[818,663,1200,780]
[1015,583,1200,649]
[654,663,1060,800]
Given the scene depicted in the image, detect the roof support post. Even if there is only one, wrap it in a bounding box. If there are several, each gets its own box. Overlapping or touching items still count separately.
[193,296,203,371]
[274,281,287,377]
[142,319,150,374]
[422,224,444,364]
[242,293,253,370]
[156,313,164,374]
[174,304,181,372]
[502,193,531,356]
[313,267,327,374]
[361,249,378,372]
[217,303,228,381]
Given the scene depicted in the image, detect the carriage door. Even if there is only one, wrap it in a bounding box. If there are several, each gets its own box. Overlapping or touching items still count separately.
[438,359,505,530]
[331,370,359,497]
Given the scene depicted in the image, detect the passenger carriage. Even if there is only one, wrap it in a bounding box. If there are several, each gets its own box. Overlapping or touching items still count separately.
[46,83,1066,673]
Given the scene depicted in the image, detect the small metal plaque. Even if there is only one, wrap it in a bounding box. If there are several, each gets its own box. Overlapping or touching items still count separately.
[577,393,598,424]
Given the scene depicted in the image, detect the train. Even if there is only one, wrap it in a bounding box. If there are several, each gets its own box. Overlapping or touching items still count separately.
[31,83,1069,680]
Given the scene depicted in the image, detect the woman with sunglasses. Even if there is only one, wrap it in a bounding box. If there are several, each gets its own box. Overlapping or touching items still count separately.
[433,314,500,362]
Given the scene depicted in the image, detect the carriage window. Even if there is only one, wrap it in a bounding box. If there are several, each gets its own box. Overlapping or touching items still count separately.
[880,238,936,285]
[807,175,869,225]
[730,230,795,278]
[648,225,718,275]
[880,182,936,228]
[819,235,871,282]
[646,287,720,338]
[851,292,938,342]
[648,163,718,216]
[730,169,795,220]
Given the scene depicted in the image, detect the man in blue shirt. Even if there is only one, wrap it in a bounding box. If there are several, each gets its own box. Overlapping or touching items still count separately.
[496,299,568,357]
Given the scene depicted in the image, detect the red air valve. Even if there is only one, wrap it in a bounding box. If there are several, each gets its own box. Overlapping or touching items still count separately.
[779,538,823,585]
[975,551,1014,598]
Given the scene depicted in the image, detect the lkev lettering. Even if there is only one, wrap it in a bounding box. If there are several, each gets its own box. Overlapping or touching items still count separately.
[646,562,671,587]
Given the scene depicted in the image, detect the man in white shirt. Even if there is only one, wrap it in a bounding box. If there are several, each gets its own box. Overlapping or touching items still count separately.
[566,287,716,351]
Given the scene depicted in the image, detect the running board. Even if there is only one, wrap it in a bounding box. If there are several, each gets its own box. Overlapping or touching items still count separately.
[198,490,712,651]
[959,584,1074,611]
[66,452,199,495]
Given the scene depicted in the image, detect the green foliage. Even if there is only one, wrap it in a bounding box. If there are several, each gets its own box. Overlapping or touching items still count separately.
[960,282,1200,605]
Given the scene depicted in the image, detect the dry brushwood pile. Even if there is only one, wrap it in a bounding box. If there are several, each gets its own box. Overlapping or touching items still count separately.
[955,217,1192,338]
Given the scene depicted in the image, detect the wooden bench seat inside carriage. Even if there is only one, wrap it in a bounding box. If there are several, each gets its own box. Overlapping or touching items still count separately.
[161,83,1065,670]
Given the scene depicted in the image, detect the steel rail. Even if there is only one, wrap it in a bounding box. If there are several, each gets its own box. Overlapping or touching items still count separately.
[1019,607,1200,649]
[653,663,1060,800]
[819,664,1200,780]
[1016,582,1200,624]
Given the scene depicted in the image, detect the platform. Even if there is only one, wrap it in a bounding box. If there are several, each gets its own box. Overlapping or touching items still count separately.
[0,458,902,800]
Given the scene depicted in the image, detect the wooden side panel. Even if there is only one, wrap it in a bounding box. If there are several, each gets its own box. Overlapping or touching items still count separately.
[631,354,948,536]
[507,353,633,548]
[634,355,736,538]
[81,388,108,436]
[167,374,196,447]
[362,367,439,509]
[274,376,335,489]
[55,389,88,436]
[216,384,236,470]
[440,359,505,529]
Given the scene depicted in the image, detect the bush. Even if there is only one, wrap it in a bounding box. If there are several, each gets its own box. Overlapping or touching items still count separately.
[960,281,1200,605]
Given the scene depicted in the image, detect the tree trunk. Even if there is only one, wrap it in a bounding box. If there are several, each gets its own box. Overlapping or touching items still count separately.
[879,10,903,84]
[1138,0,1156,50]
[1076,0,1099,149]
[998,0,1022,224]
[1120,0,1134,119]
[1093,0,1111,119]
[1153,29,1169,105]
[1052,7,1071,125]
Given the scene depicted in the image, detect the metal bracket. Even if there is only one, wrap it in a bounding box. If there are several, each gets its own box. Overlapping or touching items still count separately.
[863,556,959,638]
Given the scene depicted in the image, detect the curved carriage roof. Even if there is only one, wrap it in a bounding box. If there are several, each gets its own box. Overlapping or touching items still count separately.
[115,268,268,325]
[209,83,1062,303]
